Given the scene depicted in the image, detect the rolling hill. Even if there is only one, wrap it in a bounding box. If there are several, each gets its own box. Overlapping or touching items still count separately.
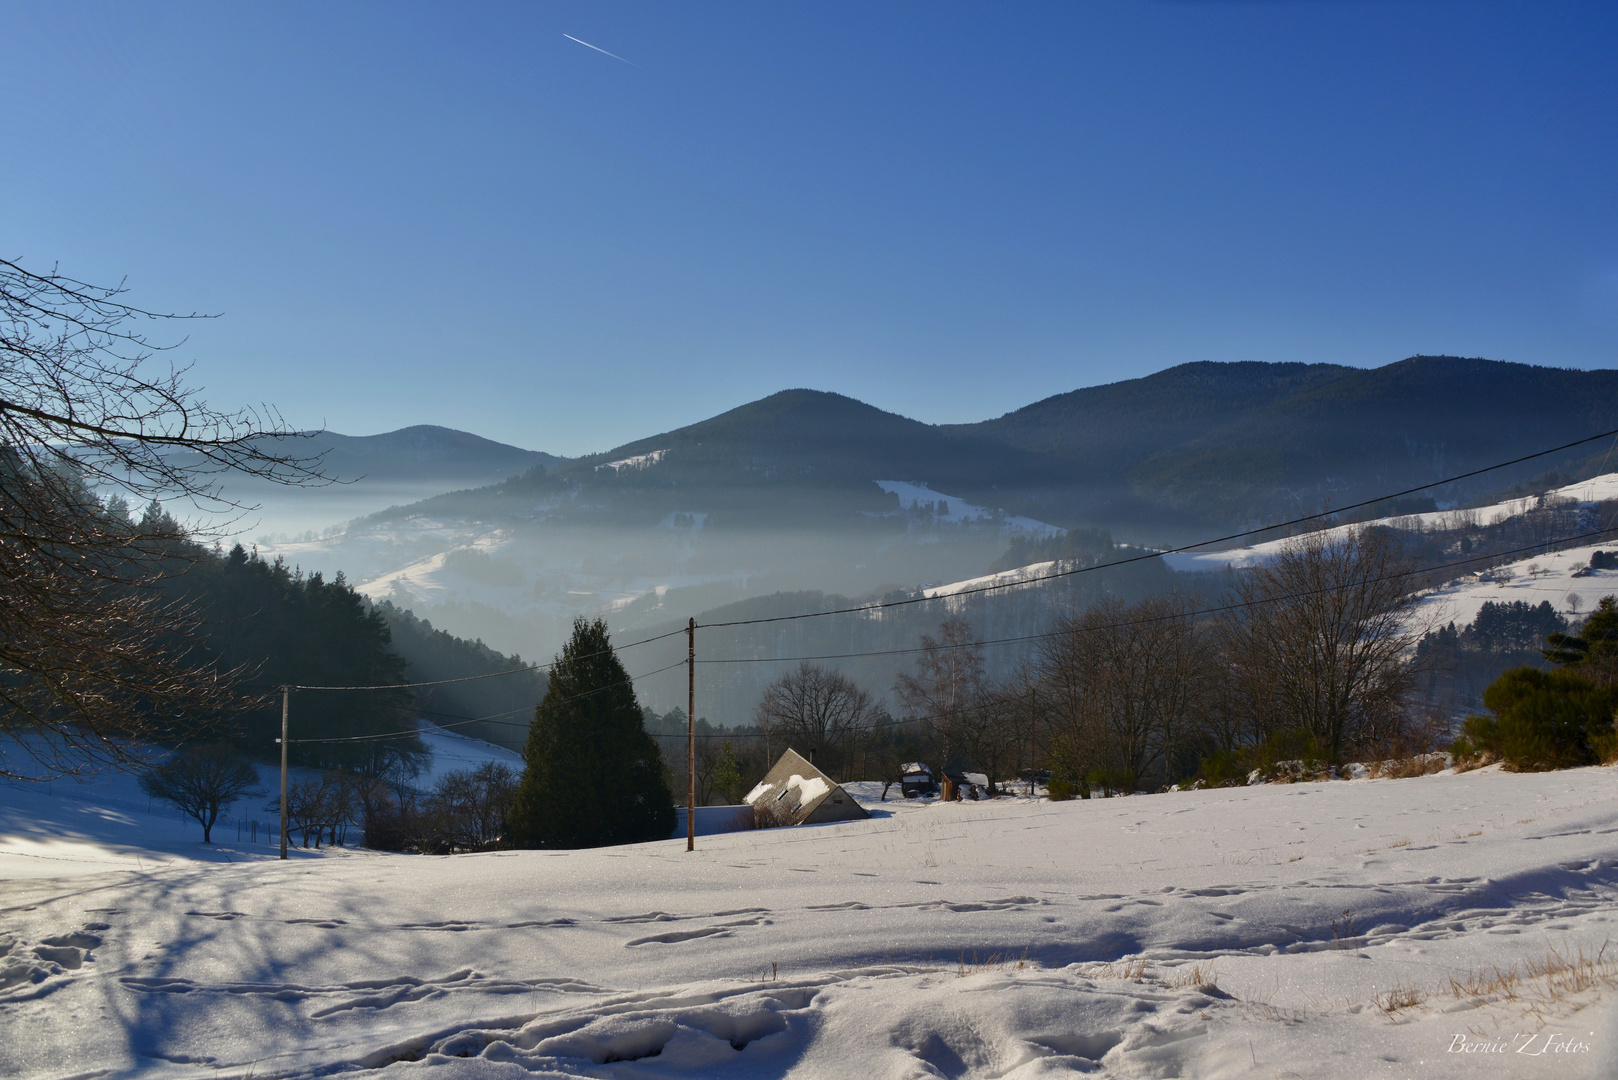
[253,355,1618,714]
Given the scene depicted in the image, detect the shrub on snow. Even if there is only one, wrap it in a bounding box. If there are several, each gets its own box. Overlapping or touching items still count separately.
[1458,666,1618,771]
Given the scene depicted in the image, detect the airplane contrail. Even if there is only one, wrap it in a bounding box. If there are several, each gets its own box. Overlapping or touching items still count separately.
[563,34,637,67]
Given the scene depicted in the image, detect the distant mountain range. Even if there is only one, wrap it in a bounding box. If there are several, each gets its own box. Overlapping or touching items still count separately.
[212,425,562,541]
[957,356,1618,531]
[254,356,1618,701]
[541,355,1618,540]
[292,425,564,485]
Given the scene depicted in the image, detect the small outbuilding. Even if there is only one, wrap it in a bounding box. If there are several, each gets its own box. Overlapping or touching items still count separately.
[744,748,871,826]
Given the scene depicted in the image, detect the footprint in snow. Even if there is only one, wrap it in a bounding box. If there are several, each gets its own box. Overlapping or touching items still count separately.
[624,917,768,948]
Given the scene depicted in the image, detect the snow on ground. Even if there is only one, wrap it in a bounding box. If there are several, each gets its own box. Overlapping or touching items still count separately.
[6,765,1618,1077]
[1163,470,1618,574]
[875,481,1063,537]
[598,450,670,473]
[414,724,524,787]
[0,727,519,881]
[923,560,1061,601]
[0,758,303,880]
[1409,542,1618,632]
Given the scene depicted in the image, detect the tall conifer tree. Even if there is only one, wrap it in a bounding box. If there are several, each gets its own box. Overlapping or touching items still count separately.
[510,618,675,848]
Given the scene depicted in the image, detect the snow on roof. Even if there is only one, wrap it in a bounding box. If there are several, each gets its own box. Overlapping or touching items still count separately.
[742,748,869,826]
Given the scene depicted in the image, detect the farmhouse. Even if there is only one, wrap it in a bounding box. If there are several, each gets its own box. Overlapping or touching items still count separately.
[744,748,870,825]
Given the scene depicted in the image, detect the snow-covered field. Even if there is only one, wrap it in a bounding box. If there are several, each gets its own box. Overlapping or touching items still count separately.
[1409,542,1618,631]
[6,763,1618,1078]
[0,725,520,882]
[875,481,1063,538]
[1162,471,1618,575]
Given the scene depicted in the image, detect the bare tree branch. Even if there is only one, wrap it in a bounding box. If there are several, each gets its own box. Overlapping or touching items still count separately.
[0,257,330,780]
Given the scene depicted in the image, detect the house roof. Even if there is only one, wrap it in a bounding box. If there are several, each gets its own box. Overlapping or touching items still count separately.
[743,748,870,825]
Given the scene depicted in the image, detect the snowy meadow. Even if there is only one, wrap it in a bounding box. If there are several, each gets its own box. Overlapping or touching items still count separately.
[5,764,1618,1078]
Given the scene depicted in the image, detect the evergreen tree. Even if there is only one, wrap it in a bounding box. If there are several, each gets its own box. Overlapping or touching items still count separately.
[712,740,744,804]
[1462,666,1618,770]
[509,618,675,848]
[1545,595,1618,685]
[169,545,421,771]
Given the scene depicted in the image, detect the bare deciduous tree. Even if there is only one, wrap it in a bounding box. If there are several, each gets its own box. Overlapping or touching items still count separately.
[1038,594,1210,792]
[1221,528,1417,762]
[0,257,325,779]
[894,616,986,764]
[895,617,1021,789]
[427,762,518,850]
[755,662,877,778]
[138,743,262,843]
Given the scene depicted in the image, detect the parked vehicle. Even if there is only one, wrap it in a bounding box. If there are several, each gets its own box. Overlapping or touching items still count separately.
[900,762,938,798]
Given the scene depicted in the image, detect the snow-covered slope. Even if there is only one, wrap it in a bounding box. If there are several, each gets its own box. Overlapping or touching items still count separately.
[0,758,298,880]
[414,723,524,785]
[1409,541,1618,631]
[0,725,518,880]
[875,480,1063,537]
[922,559,1060,600]
[6,765,1618,1078]
[1164,471,1618,574]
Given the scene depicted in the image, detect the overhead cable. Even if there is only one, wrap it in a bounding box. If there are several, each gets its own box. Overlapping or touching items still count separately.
[700,426,1618,630]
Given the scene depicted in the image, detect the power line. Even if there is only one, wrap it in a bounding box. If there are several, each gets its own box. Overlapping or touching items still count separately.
[285,626,687,692]
[699,426,1618,630]
[284,522,1618,741]
[693,524,1618,667]
[281,659,688,744]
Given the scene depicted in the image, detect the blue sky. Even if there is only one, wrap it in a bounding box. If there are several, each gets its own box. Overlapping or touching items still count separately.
[4,2,1614,454]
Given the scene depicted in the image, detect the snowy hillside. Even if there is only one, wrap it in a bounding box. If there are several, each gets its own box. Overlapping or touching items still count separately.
[912,471,1618,634]
[1162,471,1618,574]
[0,757,297,880]
[0,726,518,881]
[921,559,1060,600]
[1410,541,1618,631]
[5,765,1618,1077]
[413,723,524,781]
[874,481,1063,538]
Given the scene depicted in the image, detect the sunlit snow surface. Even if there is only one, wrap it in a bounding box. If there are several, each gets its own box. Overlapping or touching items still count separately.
[5,766,1618,1077]
[874,480,1063,537]
[0,724,518,882]
[1163,471,1618,575]
[414,722,524,786]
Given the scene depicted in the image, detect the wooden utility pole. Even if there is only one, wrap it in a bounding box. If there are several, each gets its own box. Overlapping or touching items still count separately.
[687,617,696,852]
[1028,686,1037,798]
[279,685,290,859]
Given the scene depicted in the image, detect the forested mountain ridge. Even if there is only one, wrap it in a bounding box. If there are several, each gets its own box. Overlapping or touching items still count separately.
[947,361,1353,471]
[293,425,563,485]
[200,425,563,542]
[257,355,1618,714]
[517,356,1618,539]
[139,527,543,766]
[373,601,547,753]
[558,389,1067,495]
[956,356,1618,532]
[279,357,1618,545]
